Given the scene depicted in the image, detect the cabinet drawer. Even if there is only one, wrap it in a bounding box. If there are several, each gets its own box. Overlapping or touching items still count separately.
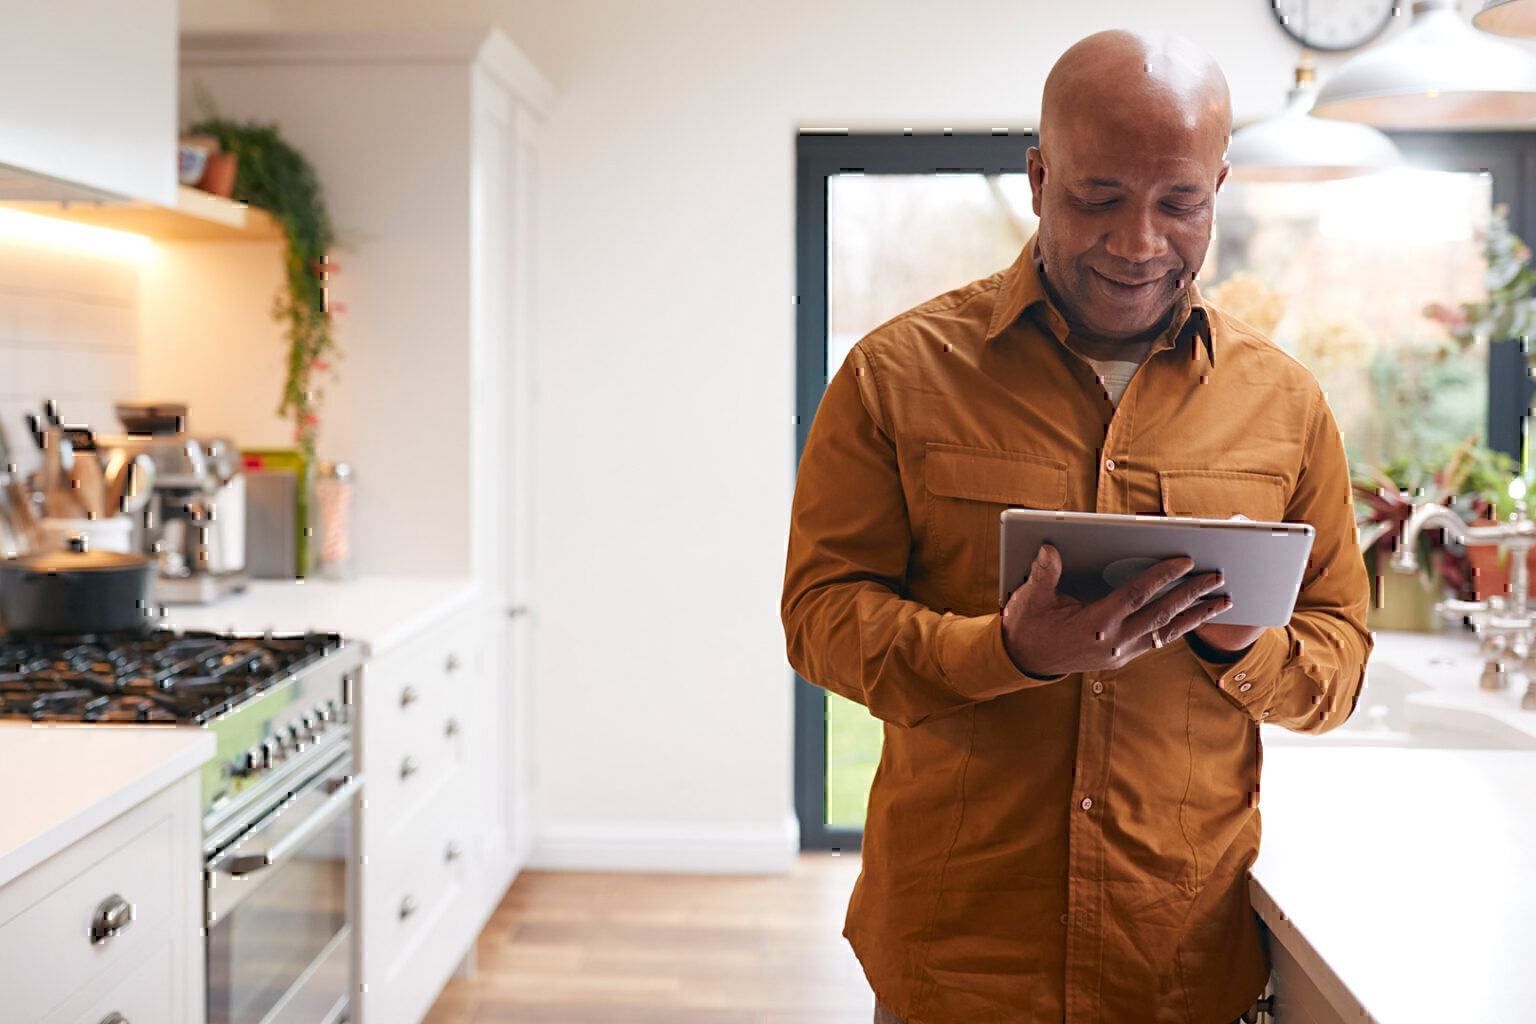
[0,812,176,1023]
[364,769,472,978]
[44,936,175,1024]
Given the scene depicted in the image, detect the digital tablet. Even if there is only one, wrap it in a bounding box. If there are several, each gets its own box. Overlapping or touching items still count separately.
[999,509,1315,627]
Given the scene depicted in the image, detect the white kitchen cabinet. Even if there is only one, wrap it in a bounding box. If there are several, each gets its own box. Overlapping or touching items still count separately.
[357,605,493,1024]
[155,29,549,1021]
[0,0,177,205]
[0,773,203,1024]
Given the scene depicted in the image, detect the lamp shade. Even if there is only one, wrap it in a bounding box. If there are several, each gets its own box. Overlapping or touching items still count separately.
[1475,0,1536,37]
[1312,0,1536,127]
[1228,68,1405,181]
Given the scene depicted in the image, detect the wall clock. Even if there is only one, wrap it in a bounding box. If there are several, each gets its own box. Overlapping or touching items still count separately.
[1271,0,1398,52]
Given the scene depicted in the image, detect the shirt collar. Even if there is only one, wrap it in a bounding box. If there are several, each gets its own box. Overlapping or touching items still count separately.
[985,235,1215,366]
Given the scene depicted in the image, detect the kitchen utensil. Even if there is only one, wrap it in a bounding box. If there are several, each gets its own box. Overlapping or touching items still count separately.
[120,453,157,515]
[0,414,37,552]
[42,430,85,520]
[24,413,44,451]
[70,448,107,519]
[0,537,156,634]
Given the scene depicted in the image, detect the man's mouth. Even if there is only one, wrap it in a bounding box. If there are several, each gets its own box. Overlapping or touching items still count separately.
[1091,269,1163,294]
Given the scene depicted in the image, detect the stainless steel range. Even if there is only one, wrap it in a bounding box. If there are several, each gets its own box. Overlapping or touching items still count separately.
[0,629,363,1024]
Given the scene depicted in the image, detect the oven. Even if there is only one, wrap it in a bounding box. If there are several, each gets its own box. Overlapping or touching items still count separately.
[206,749,359,1024]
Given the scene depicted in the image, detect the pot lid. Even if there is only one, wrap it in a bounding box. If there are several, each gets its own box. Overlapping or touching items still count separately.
[2,548,154,572]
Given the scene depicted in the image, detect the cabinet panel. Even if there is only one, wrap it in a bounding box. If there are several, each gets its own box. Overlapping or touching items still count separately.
[0,813,176,1023]
[0,0,176,204]
[44,936,175,1024]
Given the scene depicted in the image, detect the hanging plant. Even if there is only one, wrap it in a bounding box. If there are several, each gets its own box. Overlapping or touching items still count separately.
[187,117,337,461]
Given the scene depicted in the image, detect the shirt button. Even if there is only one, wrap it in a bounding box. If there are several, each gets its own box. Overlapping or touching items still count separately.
[1059,913,1069,926]
[1080,797,1093,811]
[1233,672,1247,682]
[1104,458,1116,472]
[1239,682,1253,693]
[1091,681,1104,695]
[1261,710,1271,719]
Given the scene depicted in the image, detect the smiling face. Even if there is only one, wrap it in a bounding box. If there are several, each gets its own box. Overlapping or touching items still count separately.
[1029,32,1231,343]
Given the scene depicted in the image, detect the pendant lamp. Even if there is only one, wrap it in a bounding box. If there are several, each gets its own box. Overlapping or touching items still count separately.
[1475,0,1536,37]
[1311,0,1536,127]
[1228,57,1404,181]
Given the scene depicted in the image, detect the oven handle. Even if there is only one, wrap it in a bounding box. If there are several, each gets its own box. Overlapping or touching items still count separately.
[216,773,362,878]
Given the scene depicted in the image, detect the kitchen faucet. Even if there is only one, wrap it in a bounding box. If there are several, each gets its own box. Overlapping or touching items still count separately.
[1391,486,1536,709]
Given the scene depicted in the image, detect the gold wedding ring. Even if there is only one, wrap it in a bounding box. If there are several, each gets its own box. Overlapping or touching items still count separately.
[1150,629,1165,649]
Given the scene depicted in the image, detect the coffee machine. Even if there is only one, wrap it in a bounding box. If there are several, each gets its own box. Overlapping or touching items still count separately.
[98,403,249,604]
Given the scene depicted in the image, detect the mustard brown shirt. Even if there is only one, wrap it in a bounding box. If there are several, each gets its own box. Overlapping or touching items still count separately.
[781,241,1372,1024]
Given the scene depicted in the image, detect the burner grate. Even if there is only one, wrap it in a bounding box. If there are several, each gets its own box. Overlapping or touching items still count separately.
[0,630,342,723]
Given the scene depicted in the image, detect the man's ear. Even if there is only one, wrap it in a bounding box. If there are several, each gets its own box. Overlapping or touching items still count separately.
[1027,146,1047,217]
[1215,161,1231,193]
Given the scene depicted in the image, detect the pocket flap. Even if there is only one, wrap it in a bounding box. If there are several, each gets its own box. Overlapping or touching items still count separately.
[926,444,1067,508]
[1160,469,1287,522]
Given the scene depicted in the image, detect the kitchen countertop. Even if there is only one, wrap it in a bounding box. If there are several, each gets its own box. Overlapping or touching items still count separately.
[0,723,215,887]
[154,575,482,657]
[1252,745,1536,1022]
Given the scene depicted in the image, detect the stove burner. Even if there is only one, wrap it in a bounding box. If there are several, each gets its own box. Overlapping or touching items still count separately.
[0,630,343,723]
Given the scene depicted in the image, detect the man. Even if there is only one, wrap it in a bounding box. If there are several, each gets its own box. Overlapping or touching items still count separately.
[781,29,1372,1024]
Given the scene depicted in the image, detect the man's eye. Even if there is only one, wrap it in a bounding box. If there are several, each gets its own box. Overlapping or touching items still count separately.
[1163,203,1203,216]
[1080,198,1116,209]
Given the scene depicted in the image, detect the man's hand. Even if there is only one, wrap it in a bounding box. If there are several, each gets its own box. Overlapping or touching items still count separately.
[1001,544,1231,678]
[1191,622,1267,654]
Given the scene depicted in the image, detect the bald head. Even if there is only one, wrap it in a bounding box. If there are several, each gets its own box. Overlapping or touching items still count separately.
[1041,30,1231,162]
[1025,31,1232,344]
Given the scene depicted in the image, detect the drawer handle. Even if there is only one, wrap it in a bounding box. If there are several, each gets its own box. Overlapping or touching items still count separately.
[401,755,420,780]
[445,653,461,674]
[99,1015,129,1024]
[445,840,463,863]
[400,894,419,920]
[445,717,460,738]
[90,894,134,945]
[400,685,420,709]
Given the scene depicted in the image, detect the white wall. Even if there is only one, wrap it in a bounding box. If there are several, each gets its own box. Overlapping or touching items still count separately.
[0,233,141,483]
[175,0,1491,871]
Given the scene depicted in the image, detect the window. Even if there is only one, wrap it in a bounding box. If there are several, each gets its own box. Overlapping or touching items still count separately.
[793,131,1536,849]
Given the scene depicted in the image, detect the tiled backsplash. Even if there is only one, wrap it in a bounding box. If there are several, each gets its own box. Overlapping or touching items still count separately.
[0,237,140,473]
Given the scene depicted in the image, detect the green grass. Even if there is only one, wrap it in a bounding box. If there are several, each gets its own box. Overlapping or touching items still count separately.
[825,691,884,828]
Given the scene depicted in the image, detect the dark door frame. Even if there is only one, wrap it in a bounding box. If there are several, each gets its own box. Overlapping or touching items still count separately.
[792,130,1536,851]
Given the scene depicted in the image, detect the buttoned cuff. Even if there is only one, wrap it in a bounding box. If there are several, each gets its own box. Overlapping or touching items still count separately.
[937,612,1064,701]
[1188,626,1289,719]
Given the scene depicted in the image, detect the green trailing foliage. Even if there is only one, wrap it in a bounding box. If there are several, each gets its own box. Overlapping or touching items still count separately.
[188,117,336,460]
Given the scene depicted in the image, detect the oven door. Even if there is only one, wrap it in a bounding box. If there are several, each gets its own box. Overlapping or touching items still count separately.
[206,752,359,1024]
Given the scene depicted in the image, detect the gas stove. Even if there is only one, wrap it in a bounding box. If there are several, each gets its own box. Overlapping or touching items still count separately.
[0,628,361,840]
[0,630,340,723]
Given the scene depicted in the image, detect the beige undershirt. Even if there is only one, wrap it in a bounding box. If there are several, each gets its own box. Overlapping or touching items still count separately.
[1065,335,1155,409]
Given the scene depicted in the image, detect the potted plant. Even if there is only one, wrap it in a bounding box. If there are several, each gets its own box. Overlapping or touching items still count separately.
[185,116,337,464]
[1353,438,1516,630]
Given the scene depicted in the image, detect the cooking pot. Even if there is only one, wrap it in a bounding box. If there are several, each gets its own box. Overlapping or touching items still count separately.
[0,537,156,634]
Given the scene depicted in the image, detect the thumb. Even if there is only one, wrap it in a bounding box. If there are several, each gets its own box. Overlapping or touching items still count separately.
[1027,543,1061,591]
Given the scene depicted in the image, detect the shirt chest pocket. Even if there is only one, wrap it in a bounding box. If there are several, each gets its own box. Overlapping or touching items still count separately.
[924,444,1067,608]
[1159,469,1289,522]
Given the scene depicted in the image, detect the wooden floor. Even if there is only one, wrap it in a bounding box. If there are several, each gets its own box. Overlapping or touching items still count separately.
[422,853,874,1024]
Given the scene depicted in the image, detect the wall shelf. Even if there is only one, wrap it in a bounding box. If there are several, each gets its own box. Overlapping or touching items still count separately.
[1,184,283,242]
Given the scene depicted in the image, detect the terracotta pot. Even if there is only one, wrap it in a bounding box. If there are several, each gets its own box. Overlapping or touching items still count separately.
[198,152,239,197]
[1463,517,1536,602]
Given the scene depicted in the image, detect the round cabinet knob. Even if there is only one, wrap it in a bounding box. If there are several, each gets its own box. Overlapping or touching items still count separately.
[445,717,460,738]
[400,685,420,709]
[90,894,134,944]
[400,755,420,780]
[445,653,460,674]
[99,1014,129,1024]
[445,840,463,863]
[400,894,419,920]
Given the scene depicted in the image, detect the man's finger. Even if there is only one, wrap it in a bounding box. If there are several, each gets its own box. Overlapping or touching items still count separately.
[1026,543,1062,593]
[1125,572,1224,637]
[1112,556,1195,615]
[1162,596,1234,643]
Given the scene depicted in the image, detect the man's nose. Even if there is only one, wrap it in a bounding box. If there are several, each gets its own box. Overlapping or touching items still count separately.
[1103,207,1169,265]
